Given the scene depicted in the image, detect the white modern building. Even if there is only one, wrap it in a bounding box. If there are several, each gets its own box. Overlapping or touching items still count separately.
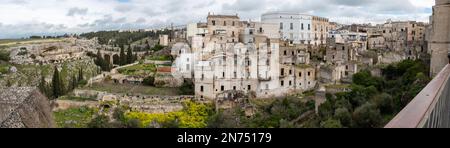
[262,12,313,44]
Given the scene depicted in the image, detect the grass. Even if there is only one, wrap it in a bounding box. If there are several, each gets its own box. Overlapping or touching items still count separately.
[117,63,156,76]
[296,64,313,69]
[302,90,316,97]
[325,84,351,89]
[53,106,97,128]
[249,98,277,107]
[147,55,172,61]
[0,64,10,74]
[86,83,181,96]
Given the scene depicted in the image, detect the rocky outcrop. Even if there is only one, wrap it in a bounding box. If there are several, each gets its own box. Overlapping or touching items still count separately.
[0,87,55,128]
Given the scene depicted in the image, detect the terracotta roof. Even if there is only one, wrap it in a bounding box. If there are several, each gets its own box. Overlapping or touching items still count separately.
[157,67,172,73]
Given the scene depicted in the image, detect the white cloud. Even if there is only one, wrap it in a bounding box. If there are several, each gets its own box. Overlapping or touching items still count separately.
[0,0,434,39]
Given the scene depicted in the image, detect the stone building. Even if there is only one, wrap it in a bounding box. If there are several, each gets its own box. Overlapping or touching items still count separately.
[261,12,331,46]
[262,12,313,45]
[171,42,195,79]
[311,16,331,46]
[174,13,317,100]
[430,0,450,76]
[205,13,241,44]
[320,28,366,84]
[366,20,428,61]
[159,34,169,46]
[186,23,208,50]
[0,87,55,128]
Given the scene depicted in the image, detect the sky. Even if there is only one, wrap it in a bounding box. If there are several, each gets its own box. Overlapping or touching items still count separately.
[0,0,435,39]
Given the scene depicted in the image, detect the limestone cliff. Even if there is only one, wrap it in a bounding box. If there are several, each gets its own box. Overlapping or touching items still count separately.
[0,87,55,128]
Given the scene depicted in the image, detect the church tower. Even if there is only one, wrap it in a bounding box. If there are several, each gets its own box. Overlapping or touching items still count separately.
[430,0,450,76]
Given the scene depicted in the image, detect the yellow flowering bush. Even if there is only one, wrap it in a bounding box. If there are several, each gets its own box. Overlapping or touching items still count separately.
[124,100,213,128]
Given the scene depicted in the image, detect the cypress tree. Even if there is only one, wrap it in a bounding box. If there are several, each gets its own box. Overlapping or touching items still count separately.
[52,66,61,99]
[120,47,126,66]
[127,45,133,64]
[78,67,84,82]
[71,74,77,90]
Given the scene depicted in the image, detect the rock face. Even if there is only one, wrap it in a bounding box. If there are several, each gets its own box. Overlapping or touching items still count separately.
[0,87,55,128]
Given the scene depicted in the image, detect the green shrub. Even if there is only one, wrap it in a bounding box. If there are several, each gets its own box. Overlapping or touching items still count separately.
[143,76,155,86]
[0,50,10,61]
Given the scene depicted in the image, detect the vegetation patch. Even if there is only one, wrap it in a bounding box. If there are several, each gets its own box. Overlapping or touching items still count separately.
[86,83,181,96]
[58,95,96,102]
[147,55,172,61]
[117,63,156,76]
[124,101,214,128]
[53,106,97,128]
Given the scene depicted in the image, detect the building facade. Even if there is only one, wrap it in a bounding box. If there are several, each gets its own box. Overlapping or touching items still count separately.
[261,12,313,45]
[173,14,318,100]
[261,12,331,46]
[430,0,450,76]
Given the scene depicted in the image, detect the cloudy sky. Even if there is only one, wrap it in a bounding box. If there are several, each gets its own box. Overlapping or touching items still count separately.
[0,0,434,39]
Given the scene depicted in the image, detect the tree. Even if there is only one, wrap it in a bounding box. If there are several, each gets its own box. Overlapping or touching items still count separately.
[95,50,111,71]
[145,40,150,50]
[88,115,110,128]
[29,36,42,39]
[352,102,382,128]
[179,79,195,95]
[120,47,126,66]
[352,70,382,89]
[318,100,334,118]
[0,50,10,61]
[70,74,77,91]
[373,93,394,114]
[38,75,49,97]
[334,107,352,127]
[78,67,84,82]
[127,45,133,64]
[51,66,62,99]
[320,118,343,128]
[143,76,155,86]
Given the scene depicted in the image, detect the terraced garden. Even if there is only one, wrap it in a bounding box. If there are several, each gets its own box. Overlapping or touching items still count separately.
[117,63,156,76]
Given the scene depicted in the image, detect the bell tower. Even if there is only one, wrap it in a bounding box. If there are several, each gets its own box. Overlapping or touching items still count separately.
[430,0,450,76]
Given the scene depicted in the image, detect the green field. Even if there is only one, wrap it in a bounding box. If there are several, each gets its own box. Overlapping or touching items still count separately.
[86,83,181,96]
[147,55,172,61]
[117,63,156,76]
[54,106,97,128]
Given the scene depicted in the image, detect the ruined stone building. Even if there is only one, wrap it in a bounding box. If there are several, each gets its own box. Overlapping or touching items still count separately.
[311,16,331,46]
[178,13,317,100]
[0,87,55,128]
[430,0,450,76]
[367,20,428,60]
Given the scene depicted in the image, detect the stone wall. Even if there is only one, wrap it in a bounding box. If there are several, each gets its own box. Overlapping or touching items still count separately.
[53,100,98,111]
[72,89,196,113]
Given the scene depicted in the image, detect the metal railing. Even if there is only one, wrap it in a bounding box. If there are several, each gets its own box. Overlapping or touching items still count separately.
[385,59,450,128]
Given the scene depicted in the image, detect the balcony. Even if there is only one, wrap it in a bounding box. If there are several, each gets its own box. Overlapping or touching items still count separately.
[385,58,450,128]
[258,76,272,81]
